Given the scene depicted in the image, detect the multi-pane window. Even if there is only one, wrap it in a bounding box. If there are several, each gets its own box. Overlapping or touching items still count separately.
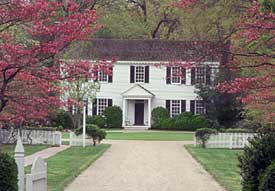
[171,100,181,117]
[195,100,206,115]
[171,67,181,84]
[98,71,108,82]
[97,99,108,115]
[135,66,145,83]
[195,67,206,84]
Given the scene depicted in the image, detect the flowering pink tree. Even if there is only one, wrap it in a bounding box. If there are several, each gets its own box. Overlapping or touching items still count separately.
[0,0,107,126]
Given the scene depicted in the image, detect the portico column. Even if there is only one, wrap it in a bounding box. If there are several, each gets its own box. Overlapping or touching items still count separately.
[122,98,126,127]
[148,98,152,128]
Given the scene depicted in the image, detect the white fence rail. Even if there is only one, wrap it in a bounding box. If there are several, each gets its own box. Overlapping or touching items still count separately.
[194,133,256,149]
[69,132,95,146]
[0,129,61,145]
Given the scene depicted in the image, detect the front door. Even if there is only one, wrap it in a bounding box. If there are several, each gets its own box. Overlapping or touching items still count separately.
[135,101,144,125]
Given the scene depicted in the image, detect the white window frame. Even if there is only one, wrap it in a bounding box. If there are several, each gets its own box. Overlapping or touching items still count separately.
[171,66,181,84]
[97,99,109,115]
[195,67,206,84]
[135,66,145,83]
[98,71,109,82]
[170,100,181,117]
[195,100,206,115]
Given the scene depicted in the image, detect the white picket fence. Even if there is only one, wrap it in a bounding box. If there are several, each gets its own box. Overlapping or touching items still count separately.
[15,136,47,191]
[194,133,256,149]
[0,129,61,145]
[69,132,95,146]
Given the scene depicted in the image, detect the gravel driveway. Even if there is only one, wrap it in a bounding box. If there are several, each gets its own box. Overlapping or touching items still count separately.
[65,140,225,191]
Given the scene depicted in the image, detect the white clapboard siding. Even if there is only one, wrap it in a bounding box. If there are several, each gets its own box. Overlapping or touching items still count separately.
[199,133,256,149]
[90,61,219,116]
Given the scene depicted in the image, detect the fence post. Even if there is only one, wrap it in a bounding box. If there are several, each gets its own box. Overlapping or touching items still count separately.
[193,135,197,147]
[14,135,25,191]
[229,134,233,149]
[52,132,61,147]
[26,157,47,191]
[69,132,73,146]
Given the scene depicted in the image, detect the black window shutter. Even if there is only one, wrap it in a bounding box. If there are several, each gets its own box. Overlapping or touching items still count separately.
[108,67,113,83]
[190,100,195,115]
[191,68,196,85]
[145,66,149,83]
[130,66,135,83]
[166,100,171,115]
[166,67,171,84]
[108,99,113,107]
[92,99,97,115]
[206,66,211,86]
[181,100,186,113]
[94,71,98,82]
[181,68,186,84]
[85,102,88,115]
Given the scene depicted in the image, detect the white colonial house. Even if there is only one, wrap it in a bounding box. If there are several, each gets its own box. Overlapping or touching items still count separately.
[68,39,227,129]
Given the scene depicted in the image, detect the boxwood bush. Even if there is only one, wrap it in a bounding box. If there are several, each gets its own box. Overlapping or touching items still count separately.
[259,161,275,191]
[195,128,218,148]
[86,115,106,128]
[103,106,122,128]
[75,124,106,146]
[239,127,275,191]
[151,107,170,128]
[0,153,18,191]
[159,118,175,130]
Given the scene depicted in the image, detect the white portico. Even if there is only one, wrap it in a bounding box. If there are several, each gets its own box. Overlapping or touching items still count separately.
[121,85,154,129]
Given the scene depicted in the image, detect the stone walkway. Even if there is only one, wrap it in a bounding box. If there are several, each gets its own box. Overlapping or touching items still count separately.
[65,140,225,191]
[25,145,69,166]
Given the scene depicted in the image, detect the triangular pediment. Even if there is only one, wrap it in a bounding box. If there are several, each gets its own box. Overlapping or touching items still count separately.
[121,85,155,98]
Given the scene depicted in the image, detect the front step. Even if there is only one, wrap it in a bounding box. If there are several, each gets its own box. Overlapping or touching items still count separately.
[124,126,150,130]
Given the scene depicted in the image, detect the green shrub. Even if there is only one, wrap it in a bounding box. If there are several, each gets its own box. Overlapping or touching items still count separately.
[224,128,255,133]
[49,109,73,129]
[0,153,18,191]
[151,107,170,128]
[173,112,208,131]
[191,115,209,130]
[104,106,122,128]
[195,128,218,148]
[86,116,106,128]
[75,124,107,146]
[259,161,275,191]
[159,118,175,130]
[239,127,275,191]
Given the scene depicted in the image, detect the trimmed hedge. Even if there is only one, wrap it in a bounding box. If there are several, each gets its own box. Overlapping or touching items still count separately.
[154,112,209,131]
[0,153,18,191]
[239,127,275,191]
[104,106,122,128]
[259,161,275,191]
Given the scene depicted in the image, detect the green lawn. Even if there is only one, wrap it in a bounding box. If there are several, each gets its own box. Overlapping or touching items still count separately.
[26,144,110,191]
[2,144,50,156]
[185,145,242,191]
[106,131,194,141]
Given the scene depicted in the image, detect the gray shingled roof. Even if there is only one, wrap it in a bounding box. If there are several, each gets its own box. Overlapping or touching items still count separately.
[63,39,227,62]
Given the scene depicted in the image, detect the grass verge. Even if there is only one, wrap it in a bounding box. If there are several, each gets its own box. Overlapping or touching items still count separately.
[2,144,50,156]
[106,131,194,141]
[185,145,242,191]
[26,144,110,191]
